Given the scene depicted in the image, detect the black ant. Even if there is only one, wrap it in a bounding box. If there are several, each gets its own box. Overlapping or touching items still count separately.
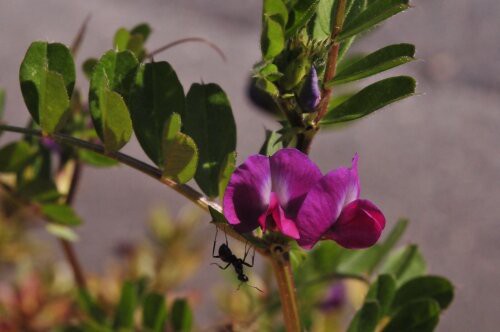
[211,228,262,292]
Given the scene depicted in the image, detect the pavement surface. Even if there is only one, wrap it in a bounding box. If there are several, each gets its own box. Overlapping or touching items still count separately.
[1,0,499,331]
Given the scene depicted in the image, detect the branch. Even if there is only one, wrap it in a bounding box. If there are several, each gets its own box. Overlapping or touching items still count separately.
[0,124,212,209]
[146,37,227,62]
[0,124,266,253]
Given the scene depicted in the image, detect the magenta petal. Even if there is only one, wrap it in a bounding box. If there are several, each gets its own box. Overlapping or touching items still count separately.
[326,199,386,249]
[258,192,300,239]
[270,148,322,218]
[223,155,271,233]
[343,153,360,207]
[295,155,361,249]
[274,205,300,239]
[295,170,349,249]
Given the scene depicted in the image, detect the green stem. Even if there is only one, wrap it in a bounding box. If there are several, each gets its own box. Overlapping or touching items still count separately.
[315,0,348,123]
[0,124,265,251]
[269,244,301,332]
[56,161,88,290]
[293,0,348,156]
[273,2,349,327]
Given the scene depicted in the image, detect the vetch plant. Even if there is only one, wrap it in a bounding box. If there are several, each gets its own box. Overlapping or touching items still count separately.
[0,0,455,331]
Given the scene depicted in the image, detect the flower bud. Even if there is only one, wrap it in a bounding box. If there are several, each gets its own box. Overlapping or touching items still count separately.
[298,66,320,113]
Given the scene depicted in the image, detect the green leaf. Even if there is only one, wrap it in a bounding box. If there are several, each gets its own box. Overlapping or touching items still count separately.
[89,49,138,101]
[331,44,416,85]
[170,299,193,332]
[78,150,118,167]
[218,151,236,196]
[89,50,137,150]
[77,289,106,324]
[18,179,60,203]
[285,0,319,38]
[366,274,396,316]
[281,54,310,90]
[162,113,198,184]
[347,300,380,332]
[290,243,307,270]
[338,0,410,42]
[82,58,98,80]
[337,219,408,275]
[129,62,185,165]
[307,241,345,275]
[41,204,82,226]
[313,0,336,39]
[127,35,147,60]
[392,276,454,311]
[259,130,283,156]
[380,245,427,285]
[113,281,138,329]
[183,83,236,198]
[0,89,5,119]
[321,76,416,125]
[373,219,409,268]
[257,63,283,82]
[263,0,288,27]
[41,71,71,133]
[0,140,37,172]
[113,28,130,51]
[142,293,167,332]
[102,90,133,151]
[255,78,280,97]
[131,23,152,42]
[383,299,440,332]
[261,17,285,60]
[20,42,75,133]
[45,224,79,242]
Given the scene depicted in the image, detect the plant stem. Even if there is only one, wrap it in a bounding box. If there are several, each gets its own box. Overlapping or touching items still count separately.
[315,0,348,123]
[56,161,88,290]
[294,0,349,156]
[0,124,266,252]
[269,244,301,332]
[274,3,349,327]
[146,37,227,62]
[59,238,87,288]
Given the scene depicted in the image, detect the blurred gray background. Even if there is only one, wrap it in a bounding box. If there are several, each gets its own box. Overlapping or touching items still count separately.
[1,0,499,331]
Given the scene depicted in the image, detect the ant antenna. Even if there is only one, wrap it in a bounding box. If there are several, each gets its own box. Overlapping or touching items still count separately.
[236,282,264,293]
[248,284,264,293]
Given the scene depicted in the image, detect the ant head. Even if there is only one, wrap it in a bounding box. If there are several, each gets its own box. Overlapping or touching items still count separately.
[238,274,249,282]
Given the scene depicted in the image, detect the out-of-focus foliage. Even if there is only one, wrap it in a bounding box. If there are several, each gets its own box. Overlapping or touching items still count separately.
[0,203,207,331]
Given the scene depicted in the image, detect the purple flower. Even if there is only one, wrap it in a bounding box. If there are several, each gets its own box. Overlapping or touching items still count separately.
[223,148,385,249]
[40,136,62,154]
[319,282,346,311]
[298,66,321,113]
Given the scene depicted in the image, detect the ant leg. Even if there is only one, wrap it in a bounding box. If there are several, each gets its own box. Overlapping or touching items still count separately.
[211,262,231,270]
[224,229,228,246]
[243,244,256,267]
[242,241,250,261]
[212,228,220,258]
